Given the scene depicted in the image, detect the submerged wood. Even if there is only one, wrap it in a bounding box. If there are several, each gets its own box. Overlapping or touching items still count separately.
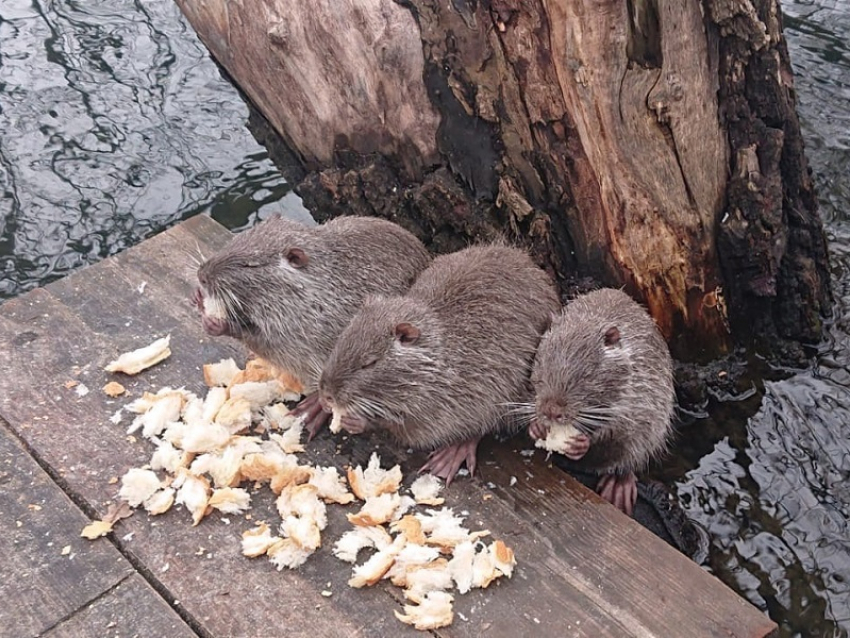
[174,0,830,362]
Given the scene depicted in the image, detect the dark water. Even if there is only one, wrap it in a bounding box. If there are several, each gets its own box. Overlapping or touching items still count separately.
[1,0,849,635]
[660,3,850,636]
[0,0,309,299]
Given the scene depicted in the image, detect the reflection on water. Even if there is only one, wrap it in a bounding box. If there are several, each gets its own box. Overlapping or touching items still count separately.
[0,0,308,299]
[2,0,850,635]
[666,2,850,635]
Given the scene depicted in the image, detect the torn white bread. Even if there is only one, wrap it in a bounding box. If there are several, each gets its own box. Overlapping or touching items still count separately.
[267,538,312,570]
[308,465,354,504]
[181,394,204,426]
[143,487,176,515]
[490,539,517,579]
[447,541,476,594]
[409,474,445,506]
[162,420,188,449]
[332,525,394,563]
[347,452,403,500]
[392,495,417,522]
[329,409,343,434]
[209,487,251,514]
[214,397,252,434]
[534,421,584,454]
[173,468,211,526]
[393,591,454,630]
[180,422,232,454]
[268,427,304,454]
[261,403,295,431]
[127,390,184,439]
[203,358,242,387]
[276,484,327,530]
[150,440,190,474]
[281,515,322,551]
[402,560,454,603]
[349,534,407,588]
[190,445,244,488]
[347,492,402,527]
[389,515,427,545]
[199,387,228,424]
[229,380,286,412]
[242,522,280,558]
[415,508,490,551]
[385,543,442,586]
[118,468,162,507]
[105,335,171,375]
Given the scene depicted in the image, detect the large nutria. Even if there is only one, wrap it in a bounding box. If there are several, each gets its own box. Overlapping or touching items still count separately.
[317,243,561,484]
[529,288,675,516]
[194,215,431,432]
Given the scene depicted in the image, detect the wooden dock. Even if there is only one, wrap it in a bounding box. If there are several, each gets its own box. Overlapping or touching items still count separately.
[0,215,777,638]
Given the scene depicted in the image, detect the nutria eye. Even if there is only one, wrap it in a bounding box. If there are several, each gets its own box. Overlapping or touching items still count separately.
[361,357,379,370]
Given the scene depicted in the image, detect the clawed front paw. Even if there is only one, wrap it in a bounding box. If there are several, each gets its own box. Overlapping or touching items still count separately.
[562,433,591,461]
[340,414,368,434]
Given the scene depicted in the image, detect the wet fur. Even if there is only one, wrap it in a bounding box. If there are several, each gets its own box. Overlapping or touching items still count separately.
[197,216,431,392]
[532,288,675,475]
[320,244,561,450]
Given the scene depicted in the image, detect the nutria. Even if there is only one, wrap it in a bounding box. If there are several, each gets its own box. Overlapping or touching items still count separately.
[194,215,431,432]
[529,288,675,516]
[317,243,561,484]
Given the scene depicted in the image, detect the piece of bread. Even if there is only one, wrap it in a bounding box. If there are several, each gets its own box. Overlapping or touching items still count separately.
[393,591,454,630]
[118,468,162,507]
[347,453,403,500]
[105,335,171,375]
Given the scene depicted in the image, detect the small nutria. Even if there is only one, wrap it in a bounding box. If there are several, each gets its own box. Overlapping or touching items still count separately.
[194,215,431,432]
[529,287,675,516]
[317,243,561,484]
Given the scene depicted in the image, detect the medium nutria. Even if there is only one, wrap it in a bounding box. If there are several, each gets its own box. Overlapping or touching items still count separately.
[194,215,431,432]
[317,243,561,484]
[528,288,674,516]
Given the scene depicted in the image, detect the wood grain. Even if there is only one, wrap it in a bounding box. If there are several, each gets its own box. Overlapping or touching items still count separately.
[173,0,440,178]
[0,216,776,637]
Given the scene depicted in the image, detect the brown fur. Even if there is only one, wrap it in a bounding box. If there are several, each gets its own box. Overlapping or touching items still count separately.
[319,243,561,450]
[532,288,675,475]
[195,215,431,392]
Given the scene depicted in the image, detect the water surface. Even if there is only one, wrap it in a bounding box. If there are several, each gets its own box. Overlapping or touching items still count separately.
[0,0,307,299]
[661,3,850,635]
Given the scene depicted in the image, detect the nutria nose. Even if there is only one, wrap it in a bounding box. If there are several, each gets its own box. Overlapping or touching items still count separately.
[541,402,565,422]
[319,389,334,411]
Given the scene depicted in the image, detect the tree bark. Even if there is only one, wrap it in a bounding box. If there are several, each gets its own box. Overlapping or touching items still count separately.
[174,0,830,363]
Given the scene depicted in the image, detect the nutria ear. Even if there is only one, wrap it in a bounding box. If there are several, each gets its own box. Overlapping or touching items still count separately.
[604,326,621,347]
[285,247,308,268]
[394,322,420,346]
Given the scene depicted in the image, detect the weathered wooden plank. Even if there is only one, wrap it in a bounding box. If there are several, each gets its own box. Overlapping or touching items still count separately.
[41,574,197,638]
[0,216,777,637]
[0,418,134,638]
[0,257,418,637]
[477,439,779,638]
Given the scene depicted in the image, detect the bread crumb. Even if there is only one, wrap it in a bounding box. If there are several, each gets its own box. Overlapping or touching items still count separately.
[103,381,126,397]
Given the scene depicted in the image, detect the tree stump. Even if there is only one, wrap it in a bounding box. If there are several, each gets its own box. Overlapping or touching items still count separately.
[174,0,831,363]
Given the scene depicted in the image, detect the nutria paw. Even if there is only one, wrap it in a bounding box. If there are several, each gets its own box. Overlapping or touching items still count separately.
[420,436,482,487]
[562,433,591,461]
[597,472,638,516]
[292,393,330,441]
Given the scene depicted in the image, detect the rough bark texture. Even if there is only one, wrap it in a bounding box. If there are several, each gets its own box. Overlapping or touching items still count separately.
[174,0,830,363]
[707,0,831,354]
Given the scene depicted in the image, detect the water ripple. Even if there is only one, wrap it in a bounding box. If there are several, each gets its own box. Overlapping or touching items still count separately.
[0,0,304,298]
